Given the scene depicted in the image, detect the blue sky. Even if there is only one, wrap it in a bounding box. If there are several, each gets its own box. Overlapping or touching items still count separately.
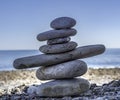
[0,0,120,50]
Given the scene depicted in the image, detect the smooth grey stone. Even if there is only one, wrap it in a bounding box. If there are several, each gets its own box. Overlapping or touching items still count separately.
[50,17,76,29]
[13,44,105,69]
[36,60,87,80]
[40,41,77,54]
[37,29,76,41]
[35,78,90,97]
[47,37,71,45]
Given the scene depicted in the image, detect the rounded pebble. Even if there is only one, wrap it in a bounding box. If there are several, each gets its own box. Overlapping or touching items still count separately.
[47,37,71,45]
[36,60,87,80]
[40,41,77,54]
[50,17,76,29]
[37,29,77,41]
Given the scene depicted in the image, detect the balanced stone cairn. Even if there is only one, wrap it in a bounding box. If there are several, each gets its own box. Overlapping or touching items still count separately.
[13,17,105,97]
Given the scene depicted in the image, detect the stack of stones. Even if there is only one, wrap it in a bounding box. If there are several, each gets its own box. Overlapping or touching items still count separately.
[13,17,105,97]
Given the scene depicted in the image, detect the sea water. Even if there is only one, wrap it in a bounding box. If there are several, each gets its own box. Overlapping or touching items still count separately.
[0,48,120,71]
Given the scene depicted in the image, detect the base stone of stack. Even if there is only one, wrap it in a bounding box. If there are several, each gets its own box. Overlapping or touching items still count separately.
[47,37,70,45]
[40,41,77,54]
[27,78,90,97]
[36,60,87,80]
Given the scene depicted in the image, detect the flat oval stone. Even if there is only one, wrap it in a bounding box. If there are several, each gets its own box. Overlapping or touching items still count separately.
[13,44,105,69]
[34,78,90,97]
[37,29,76,41]
[36,60,87,80]
[47,37,71,45]
[50,17,76,29]
[40,41,77,54]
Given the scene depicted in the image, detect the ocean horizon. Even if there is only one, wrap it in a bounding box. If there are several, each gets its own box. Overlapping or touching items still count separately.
[0,48,120,71]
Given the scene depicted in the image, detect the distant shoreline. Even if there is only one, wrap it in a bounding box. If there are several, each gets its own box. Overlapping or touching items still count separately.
[0,48,120,51]
[0,66,120,72]
[1,48,120,71]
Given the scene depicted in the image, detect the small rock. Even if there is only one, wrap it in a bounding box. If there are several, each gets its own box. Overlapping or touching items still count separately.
[90,84,97,90]
[37,29,77,41]
[47,37,71,45]
[62,97,72,100]
[40,41,77,54]
[104,92,115,96]
[27,86,37,95]
[0,89,6,95]
[11,88,21,94]
[92,86,102,95]
[50,17,76,29]
[108,80,120,87]
[36,60,87,80]
[117,91,120,95]
[72,97,89,100]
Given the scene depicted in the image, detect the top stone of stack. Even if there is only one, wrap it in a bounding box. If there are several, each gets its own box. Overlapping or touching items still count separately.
[50,17,76,29]
[37,17,77,41]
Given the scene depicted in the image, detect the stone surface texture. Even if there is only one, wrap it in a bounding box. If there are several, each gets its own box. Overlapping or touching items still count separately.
[36,60,87,80]
[13,44,105,69]
[47,37,71,45]
[50,17,76,29]
[12,17,107,98]
[40,41,77,54]
[35,78,90,97]
[37,29,76,41]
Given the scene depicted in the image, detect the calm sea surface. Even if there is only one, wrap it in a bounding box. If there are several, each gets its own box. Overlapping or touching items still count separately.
[0,48,120,71]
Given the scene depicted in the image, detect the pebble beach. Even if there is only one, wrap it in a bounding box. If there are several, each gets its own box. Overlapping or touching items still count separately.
[0,68,120,100]
[1,17,120,99]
